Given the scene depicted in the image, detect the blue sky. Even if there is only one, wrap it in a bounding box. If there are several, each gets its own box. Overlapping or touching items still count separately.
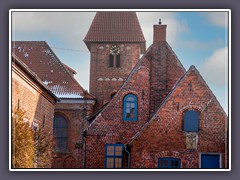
[11,10,229,114]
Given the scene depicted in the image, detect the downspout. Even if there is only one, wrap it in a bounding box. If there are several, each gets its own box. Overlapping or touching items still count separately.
[124,145,130,168]
[82,131,86,168]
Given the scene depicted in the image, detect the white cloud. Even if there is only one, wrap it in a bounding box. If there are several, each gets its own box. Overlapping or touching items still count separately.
[12,12,96,50]
[200,47,228,87]
[202,12,228,28]
[137,12,189,47]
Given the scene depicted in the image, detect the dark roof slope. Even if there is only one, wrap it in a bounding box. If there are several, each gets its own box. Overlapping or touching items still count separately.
[12,41,95,99]
[84,12,146,53]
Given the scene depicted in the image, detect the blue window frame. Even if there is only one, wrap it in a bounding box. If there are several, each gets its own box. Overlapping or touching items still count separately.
[183,110,199,132]
[105,144,124,168]
[123,94,138,121]
[53,115,68,152]
[158,158,181,168]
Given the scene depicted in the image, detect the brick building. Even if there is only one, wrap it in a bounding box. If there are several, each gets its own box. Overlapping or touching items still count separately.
[12,53,58,168]
[11,11,228,169]
[82,12,228,169]
[12,41,96,168]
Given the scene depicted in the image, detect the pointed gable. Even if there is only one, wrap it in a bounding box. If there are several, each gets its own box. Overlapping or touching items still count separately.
[129,65,227,145]
[84,11,146,53]
[12,41,95,99]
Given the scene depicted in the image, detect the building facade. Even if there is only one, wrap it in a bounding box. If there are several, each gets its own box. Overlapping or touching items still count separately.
[83,12,228,169]
[11,11,228,169]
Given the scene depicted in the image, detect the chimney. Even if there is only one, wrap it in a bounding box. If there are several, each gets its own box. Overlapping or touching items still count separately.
[153,19,167,43]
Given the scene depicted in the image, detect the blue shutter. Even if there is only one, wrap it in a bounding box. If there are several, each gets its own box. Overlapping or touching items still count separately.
[183,110,199,132]
[201,154,220,168]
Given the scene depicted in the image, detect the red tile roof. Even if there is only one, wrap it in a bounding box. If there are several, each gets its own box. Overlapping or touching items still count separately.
[12,53,59,102]
[12,41,95,99]
[84,12,146,53]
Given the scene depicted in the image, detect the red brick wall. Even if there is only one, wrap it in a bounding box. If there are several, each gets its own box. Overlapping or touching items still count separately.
[130,66,228,168]
[12,66,55,168]
[89,43,142,110]
[85,63,151,168]
[148,42,185,116]
[52,102,93,168]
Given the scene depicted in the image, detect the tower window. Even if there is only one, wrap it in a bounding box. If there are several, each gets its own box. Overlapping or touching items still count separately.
[109,45,120,68]
[123,94,138,121]
[109,54,114,67]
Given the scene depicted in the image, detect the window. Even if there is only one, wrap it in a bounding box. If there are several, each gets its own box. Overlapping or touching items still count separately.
[105,144,124,168]
[158,158,181,168]
[53,115,68,152]
[123,94,138,121]
[183,110,199,132]
[109,45,120,68]
[109,54,114,67]
[116,54,120,67]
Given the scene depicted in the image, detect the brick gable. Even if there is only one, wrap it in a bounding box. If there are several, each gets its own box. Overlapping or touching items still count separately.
[128,66,228,168]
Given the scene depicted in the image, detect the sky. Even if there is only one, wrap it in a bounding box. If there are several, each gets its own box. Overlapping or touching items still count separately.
[11,10,229,114]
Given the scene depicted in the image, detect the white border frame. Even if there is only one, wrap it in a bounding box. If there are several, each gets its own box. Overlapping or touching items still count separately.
[9,9,231,172]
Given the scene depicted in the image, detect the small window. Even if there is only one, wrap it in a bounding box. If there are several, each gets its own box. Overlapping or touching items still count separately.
[183,110,199,132]
[105,144,124,168]
[116,54,120,67]
[158,158,181,168]
[123,94,138,121]
[53,115,68,152]
[109,54,114,67]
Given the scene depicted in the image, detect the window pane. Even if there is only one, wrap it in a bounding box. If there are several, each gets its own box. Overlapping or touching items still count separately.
[126,97,134,101]
[159,158,181,168]
[106,158,114,168]
[107,146,115,155]
[116,55,120,67]
[115,158,122,168]
[109,55,114,67]
[126,103,130,108]
[126,108,130,113]
[130,103,135,108]
[115,146,123,156]
[126,113,131,118]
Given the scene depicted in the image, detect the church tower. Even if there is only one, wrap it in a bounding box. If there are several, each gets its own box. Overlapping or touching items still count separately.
[84,12,146,110]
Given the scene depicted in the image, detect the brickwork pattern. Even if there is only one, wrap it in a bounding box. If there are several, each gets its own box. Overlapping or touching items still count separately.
[89,43,142,110]
[52,103,93,168]
[85,64,151,168]
[12,67,55,168]
[130,66,228,168]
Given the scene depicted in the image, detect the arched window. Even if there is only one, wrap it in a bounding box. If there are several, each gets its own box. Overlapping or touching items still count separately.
[53,115,68,152]
[183,110,199,132]
[123,94,138,121]
[109,45,120,68]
